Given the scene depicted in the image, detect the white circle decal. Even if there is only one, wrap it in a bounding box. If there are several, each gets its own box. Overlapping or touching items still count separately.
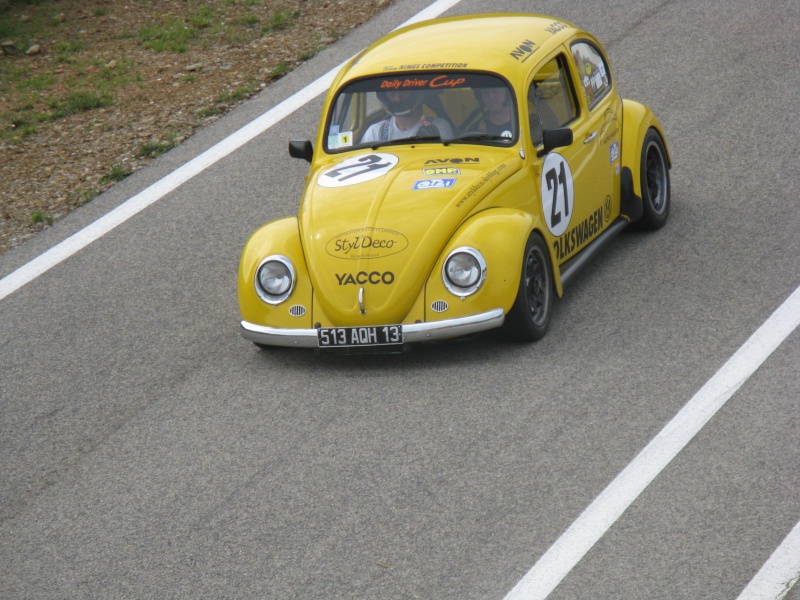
[317,153,399,188]
[540,152,574,236]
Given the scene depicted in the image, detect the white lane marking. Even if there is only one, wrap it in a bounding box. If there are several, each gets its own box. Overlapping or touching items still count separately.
[504,285,800,600]
[0,71,332,304]
[0,0,464,303]
[737,520,800,600]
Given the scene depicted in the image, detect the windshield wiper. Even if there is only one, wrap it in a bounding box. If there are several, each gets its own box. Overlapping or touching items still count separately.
[368,134,443,151]
[443,133,509,145]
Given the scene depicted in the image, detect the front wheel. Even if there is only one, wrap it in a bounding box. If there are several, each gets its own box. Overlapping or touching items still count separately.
[503,232,553,342]
[638,129,670,230]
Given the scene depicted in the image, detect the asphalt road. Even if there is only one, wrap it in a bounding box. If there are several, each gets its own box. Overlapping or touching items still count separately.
[1,0,798,598]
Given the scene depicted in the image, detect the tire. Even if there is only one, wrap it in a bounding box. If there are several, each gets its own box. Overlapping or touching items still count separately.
[638,129,670,230]
[503,232,553,342]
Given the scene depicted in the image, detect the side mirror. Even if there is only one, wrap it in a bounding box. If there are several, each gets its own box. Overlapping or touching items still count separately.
[289,139,313,162]
[538,128,573,157]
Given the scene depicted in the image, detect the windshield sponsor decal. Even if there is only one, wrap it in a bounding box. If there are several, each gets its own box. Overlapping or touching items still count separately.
[336,271,395,285]
[510,39,538,62]
[380,75,467,90]
[326,228,408,260]
[318,153,398,187]
[540,153,574,236]
[455,163,508,208]
[355,72,503,94]
[553,202,610,260]
[383,62,469,72]
[413,178,456,190]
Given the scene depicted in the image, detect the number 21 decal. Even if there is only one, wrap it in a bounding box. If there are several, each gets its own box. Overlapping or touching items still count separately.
[540,152,574,236]
[318,153,399,188]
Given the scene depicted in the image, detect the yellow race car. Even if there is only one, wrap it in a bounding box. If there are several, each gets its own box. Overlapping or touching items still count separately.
[239,13,670,354]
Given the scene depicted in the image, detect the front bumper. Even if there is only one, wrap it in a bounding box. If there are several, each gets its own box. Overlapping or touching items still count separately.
[240,308,505,349]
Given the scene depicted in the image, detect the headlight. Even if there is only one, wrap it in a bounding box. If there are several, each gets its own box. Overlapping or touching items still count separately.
[443,247,486,296]
[255,255,295,304]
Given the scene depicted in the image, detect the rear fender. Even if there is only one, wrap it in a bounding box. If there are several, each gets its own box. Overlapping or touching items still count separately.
[621,99,671,217]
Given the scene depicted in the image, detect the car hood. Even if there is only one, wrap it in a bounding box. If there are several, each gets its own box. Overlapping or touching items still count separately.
[300,148,519,325]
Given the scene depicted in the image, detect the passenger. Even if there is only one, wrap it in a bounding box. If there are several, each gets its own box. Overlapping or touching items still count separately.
[361,90,453,143]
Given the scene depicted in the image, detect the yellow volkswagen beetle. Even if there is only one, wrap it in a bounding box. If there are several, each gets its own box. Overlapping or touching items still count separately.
[238,13,670,354]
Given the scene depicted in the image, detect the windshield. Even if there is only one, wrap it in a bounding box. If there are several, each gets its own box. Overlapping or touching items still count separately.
[325,72,517,152]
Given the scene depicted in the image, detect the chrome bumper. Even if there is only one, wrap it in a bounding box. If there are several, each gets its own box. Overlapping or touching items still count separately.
[240,308,505,349]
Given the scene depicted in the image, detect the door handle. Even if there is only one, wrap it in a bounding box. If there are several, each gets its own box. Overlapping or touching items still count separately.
[584,131,598,144]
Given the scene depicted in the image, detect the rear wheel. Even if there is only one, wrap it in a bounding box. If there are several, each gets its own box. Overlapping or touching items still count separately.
[504,232,553,342]
[638,129,670,229]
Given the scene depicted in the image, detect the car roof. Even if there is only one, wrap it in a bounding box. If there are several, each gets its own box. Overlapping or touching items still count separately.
[339,14,581,81]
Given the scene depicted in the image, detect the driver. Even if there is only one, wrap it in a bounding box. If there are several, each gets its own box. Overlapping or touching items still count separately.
[477,87,514,138]
[361,89,453,143]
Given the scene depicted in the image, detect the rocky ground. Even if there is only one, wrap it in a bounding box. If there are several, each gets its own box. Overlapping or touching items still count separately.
[0,0,392,255]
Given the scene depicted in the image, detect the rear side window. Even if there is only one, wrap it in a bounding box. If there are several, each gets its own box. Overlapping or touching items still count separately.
[571,42,611,108]
[528,54,579,146]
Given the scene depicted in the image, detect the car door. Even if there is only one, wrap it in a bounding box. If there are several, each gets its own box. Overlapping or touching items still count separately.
[568,39,622,240]
[527,48,614,264]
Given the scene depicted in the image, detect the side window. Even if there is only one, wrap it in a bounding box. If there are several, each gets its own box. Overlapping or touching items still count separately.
[571,42,611,108]
[528,54,578,146]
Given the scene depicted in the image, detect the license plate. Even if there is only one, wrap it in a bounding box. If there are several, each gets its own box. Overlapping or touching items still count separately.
[318,325,403,350]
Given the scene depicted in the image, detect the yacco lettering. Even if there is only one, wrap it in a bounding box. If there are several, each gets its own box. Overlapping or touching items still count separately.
[545,21,568,35]
[335,272,395,285]
[553,206,604,260]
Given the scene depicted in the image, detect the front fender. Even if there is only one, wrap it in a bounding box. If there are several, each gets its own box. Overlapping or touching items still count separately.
[423,208,539,322]
[238,217,313,329]
[621,99,672,200]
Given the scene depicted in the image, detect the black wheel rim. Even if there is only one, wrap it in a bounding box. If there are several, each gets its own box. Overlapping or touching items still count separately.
[645,141,668,214]
[525,245,550,326]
